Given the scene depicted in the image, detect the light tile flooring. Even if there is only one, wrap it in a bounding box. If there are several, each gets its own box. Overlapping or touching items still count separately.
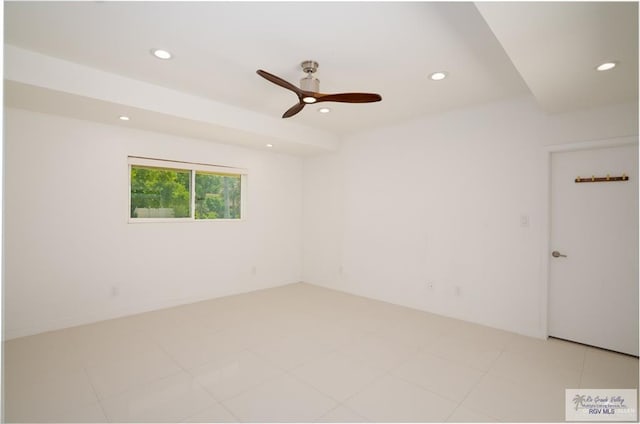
[3,283,638,423]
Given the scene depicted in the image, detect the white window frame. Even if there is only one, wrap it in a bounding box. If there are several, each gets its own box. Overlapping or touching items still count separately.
[128,156,247,223]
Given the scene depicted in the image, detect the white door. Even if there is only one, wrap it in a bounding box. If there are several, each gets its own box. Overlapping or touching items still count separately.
[549,143,638,356]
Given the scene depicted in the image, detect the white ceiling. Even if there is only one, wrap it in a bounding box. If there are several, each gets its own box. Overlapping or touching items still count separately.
[476,2,638,114]
[4,1,638,155]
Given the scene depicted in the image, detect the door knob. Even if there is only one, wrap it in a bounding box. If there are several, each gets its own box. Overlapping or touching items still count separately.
[552,250,567,258]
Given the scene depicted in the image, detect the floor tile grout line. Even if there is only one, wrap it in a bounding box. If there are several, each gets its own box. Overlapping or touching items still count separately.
[218,401,244,423]
[85,348,187,402]
[390,370,465,407]
[154,337,190,373]
[337,362,406,407]
[578,345,587,388]
[156,333,239,423]
[442,348,506,422]
[95,367,186,407]
[284,361,361,406]
[292,339,432,405]
[281,352,352,403]
[216,364,340,423]
[82,366,112,423]
[186,376,244,423]
[211,353,290,406]
[312,402,348,423]
[219,362,288,403]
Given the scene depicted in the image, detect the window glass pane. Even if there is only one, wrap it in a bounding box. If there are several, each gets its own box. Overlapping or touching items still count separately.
[130,166,191,218]
[195,172,241,219]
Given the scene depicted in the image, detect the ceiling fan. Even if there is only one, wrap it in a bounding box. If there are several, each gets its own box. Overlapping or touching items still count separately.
[257,60,382,118]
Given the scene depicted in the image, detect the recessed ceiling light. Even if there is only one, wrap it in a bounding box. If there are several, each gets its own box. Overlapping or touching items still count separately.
[596,62,617,71]
[119,115,130,121]
[151,49,172,60]
[318,107,331,114]
[302,96,317,104]
[429,71,447,81]
[266,143,273,148]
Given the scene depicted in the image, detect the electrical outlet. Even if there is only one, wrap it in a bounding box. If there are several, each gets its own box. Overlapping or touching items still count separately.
[454,286,461,296]
[251,266,257,275]
[426,282,434,290]
[111,286,119,297]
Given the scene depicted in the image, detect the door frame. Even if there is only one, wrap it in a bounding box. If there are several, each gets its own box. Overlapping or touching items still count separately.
[542,135,638,340]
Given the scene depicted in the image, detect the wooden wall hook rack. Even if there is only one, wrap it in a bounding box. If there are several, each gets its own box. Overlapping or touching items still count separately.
[575,174,629,183]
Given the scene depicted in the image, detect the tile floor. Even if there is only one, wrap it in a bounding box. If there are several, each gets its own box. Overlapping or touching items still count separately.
[3,283,638,422]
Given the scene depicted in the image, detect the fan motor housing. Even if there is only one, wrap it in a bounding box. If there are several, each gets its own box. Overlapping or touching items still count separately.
[300,76,320,92]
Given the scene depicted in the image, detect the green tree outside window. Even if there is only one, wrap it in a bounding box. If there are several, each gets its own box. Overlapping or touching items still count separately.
[130,166,191,218]
[195,172,241,219]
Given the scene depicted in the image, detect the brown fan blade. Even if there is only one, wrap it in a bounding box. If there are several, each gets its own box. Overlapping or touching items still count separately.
[257,70,303,95]
[315,92,382,103]
[282,102,305,118]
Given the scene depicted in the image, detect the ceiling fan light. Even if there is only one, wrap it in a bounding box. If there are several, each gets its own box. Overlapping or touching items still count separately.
[596,62,617,71]
[430,71,447,81]
[151,49,172,60]
[302,96,317,104]
[318,107,331,114]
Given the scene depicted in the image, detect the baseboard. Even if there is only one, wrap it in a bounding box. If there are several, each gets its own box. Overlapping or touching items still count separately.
[301,280,547,341]
[3,280,299,341]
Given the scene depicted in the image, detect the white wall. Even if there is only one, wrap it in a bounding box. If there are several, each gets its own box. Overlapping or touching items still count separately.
[4,108,303,339]
[6,95,637,341]
[302,96,638,338]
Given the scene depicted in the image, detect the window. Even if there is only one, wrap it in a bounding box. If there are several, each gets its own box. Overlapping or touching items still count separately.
[129,157,246,222]
[130,166,191,218]
[195,172,241,219]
